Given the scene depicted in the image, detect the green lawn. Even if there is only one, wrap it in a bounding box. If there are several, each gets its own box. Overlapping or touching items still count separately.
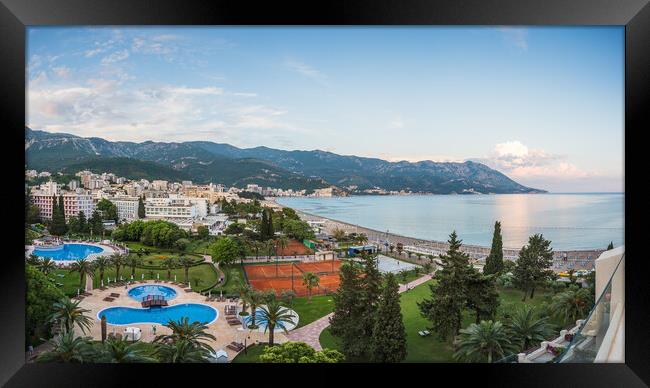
[291,295,335,328]
[55,262,219,296]
[231,344,268,363]
[210,264,246,295]
[319,281,557,363]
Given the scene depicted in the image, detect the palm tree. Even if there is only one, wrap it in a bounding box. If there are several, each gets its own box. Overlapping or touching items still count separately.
[236,282,253,314]
[26,253,41,266]
[109,252,125,281]
[275,236,289,259]
[177,256,194,284]
[126,255,143,278]
[508,305,553,352]
[454,320,516,363]
[93,256,111,286]
[154,339,211,363]
[49,298,94,335]
[69,258,94,288]
[162,257,177,280]
[36,332,96,363]
[245,290,267,329]
[100,337,157,363]
[38,257,57,276]
[256,300,295,346]
[356,233,368,246]
[153,317,216,353]
[302,272,320,301]
[549,289,594,325]
[332,228,346,242]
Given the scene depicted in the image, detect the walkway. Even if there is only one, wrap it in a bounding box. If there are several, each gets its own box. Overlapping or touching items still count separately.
[285,273,433,350]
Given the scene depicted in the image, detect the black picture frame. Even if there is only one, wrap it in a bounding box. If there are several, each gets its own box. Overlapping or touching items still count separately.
[1,0,648,386]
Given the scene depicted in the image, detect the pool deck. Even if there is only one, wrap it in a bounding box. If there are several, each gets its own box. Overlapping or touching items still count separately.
[76,280,288,361]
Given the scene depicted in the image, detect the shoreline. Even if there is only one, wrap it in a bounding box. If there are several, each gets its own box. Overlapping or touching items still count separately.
[264,198,606,261]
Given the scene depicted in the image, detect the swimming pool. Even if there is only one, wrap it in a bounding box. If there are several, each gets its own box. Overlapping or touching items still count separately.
[128,285,177,301]
[32,243,104,261]
[98,303,218,325]
[242,307,299,331]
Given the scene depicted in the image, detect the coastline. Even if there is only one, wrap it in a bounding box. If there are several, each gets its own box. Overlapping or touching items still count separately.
[264,198,605,262]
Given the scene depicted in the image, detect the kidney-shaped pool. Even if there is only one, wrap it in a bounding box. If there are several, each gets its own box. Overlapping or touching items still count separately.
[98,303,218,325]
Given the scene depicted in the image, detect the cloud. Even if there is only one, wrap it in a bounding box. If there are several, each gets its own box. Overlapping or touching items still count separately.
[27,74,308,147]
[101,49,129,64]
[468,140,625,192]
[388,117,405,129]
[52,66,71,78]
[285,59,328,85]
[498,27,528,51]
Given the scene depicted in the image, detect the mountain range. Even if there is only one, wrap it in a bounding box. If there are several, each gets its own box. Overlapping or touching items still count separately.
[25,128,545,194]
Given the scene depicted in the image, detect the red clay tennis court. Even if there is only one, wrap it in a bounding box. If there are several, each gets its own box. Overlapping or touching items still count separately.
[275,239,314,256]
[243,260,342,297]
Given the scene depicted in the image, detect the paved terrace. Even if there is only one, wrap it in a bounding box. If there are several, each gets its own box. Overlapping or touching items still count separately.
[74,280,288,361]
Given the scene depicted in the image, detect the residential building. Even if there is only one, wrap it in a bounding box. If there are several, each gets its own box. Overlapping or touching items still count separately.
[151,180,168,191]
[30,186,94,220]
[145,197,197,219]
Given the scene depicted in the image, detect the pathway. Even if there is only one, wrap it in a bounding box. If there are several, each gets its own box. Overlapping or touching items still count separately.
[285,273,433,350]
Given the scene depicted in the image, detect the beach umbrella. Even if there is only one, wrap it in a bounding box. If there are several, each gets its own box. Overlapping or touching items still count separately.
[101,280,104,288]
[142,273,144,280]
[209,290,211,298]
[174,274,177,282]
[188,281,191,288]
[157,273,159,280]
[77,289,80,296]
[220,290,223,298]
[131,274,134,280]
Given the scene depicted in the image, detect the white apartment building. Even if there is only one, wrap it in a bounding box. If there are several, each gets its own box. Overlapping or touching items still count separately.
[145,197,197,219]
[151,180,168,191]
[26,170,38,178]
[108,195,140,221]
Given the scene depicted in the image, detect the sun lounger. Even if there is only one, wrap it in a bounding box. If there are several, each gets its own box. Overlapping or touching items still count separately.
[103,297,115,302]
[418,330,431,337]
[110,293,120,298]
[184,288,193,292]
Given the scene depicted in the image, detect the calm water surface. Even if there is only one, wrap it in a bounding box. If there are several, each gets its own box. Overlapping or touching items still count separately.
[277,194,624,250]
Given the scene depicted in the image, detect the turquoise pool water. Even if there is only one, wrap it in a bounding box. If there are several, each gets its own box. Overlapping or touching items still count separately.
[98,303,218,325]
[32,243,104,261]
[128,285,177,301]
[242,307,297,330]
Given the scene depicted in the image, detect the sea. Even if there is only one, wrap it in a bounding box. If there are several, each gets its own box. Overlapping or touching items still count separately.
[276,193,624,250]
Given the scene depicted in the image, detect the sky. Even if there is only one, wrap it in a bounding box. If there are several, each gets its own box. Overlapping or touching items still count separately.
[26,27,624,192]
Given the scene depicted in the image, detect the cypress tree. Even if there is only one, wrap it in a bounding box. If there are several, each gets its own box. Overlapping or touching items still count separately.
[484,221,504,275]
[513,234,554,301]
[359,254,383,353]
[58,195,66,225]
[370,272,407,363]
[49,196,66,236]
[78,211,88,234]
[607,241,614,250]
[465,269,500,324]
[137,196,146,219]
[418,231,471,342]
[267,209,274,238]
[330,263,366,358]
